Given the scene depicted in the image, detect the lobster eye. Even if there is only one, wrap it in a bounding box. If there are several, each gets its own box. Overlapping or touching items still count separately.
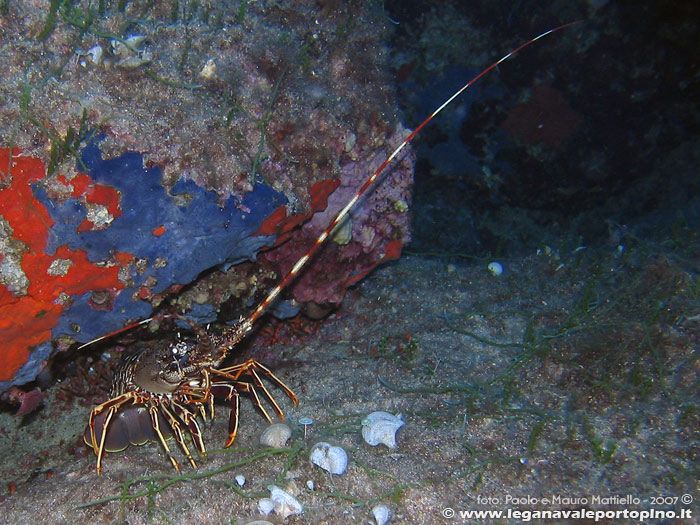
[170,340,191,359]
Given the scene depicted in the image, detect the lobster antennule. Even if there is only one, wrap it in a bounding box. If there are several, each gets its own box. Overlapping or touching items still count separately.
[237,20,584,334]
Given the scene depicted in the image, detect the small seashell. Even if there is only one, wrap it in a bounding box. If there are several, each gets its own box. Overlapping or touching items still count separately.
[125,34,147,48]
[331,216,353,245]
[111,35,146,56]
[268,485,303,519]
[259,422,292,448]
[235,474,246,487]
[86,45,103,65]
[344,131,357,152]
[257,498,274,515]
[372,504,391,525]
[361,411,404,449]
[393,199,409,213]
[110,35,151,68]
[309,441,348,475]
[487,261,503,276]
[116,51,152,69]
[306,479,315,490]
[110,39,126,56]
[199,58,217,79]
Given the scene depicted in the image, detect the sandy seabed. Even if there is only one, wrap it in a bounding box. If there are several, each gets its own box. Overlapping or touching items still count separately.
[1,252,698,524]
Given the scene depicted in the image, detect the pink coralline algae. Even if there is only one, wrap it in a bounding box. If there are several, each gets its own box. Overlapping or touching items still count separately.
[2,386,44,417]
[260,125,414,309]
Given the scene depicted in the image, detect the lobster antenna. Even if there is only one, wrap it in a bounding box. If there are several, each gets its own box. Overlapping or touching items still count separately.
[77,317,155,349]
[78,21,582,352]
[241,20,583,331]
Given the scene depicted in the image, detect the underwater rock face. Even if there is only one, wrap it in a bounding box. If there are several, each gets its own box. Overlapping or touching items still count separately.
[261,124,413,308]
[0,1,413,393]
[0,143,284,391]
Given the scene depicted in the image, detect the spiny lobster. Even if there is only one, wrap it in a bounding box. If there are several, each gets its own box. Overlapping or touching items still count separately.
[82,21,582,473]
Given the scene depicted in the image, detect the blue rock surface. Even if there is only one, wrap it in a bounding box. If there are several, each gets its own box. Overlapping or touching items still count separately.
[36,138,286,344]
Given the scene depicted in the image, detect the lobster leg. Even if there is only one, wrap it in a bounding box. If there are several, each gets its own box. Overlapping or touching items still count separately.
[148,405,182,472]
[247,368,290,420]
[215,360,298,407]
[96,407,117,474]
[225,386,240,448]
[88,392,135,454]
[246,361,299,407]
[210,383,242,448]
[236,381,273,422]
[211,361,298,415]
[172,401,207,455]
[209,360,298,447]
[158,403,198,469]
[87,392,139,473]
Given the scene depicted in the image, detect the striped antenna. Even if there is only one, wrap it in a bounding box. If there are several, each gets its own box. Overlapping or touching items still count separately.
[239,20,583,333]
[77,317,156,350]
[78,21,582,354]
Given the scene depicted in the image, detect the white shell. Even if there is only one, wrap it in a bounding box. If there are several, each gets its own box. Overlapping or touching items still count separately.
[199,58,217,79]
[309,441,348,475]
[125,35,147,48]
[259,422,292,448]
[372,504,391,525]
[110,39,126,56]
[361,412,404,449]
[116,52,152,69]
[268,485,303,519]
[306,479,315,490]
[330,216,353,245]
[487,261,503,276]
[86,45,103,65]
[257,498,274,515]
[111,35,146,56]
[235,474,246,487]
